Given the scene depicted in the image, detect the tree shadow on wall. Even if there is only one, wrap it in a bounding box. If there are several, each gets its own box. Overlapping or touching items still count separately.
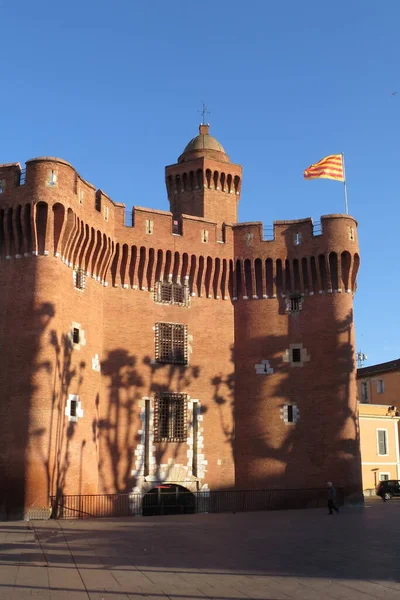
[96,351,204,494]
[211,308,361,494]
[211,344,235,461]
[31,305,85,509]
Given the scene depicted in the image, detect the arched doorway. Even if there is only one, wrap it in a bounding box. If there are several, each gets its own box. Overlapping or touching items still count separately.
[142,484,196,516]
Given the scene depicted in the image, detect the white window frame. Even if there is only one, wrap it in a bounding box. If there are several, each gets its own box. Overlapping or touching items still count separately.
[377,428,389,456]
[65,394,84,423]
[379,472,390,481]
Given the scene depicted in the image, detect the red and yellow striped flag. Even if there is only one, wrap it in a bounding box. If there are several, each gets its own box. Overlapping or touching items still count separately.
[303,154,344,182]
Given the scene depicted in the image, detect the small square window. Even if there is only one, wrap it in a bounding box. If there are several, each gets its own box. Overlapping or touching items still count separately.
[288,295,302,313]
[70,399,77,417]
[292,348,301,363]
[379,473,389,481]
[377,379,384,394]
[73,328,80,344]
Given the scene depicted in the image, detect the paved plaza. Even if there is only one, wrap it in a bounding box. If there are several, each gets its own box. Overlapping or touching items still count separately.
[0,499,399,599]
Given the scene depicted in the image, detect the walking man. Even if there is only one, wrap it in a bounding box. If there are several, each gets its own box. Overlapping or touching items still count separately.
[327,481,339,515]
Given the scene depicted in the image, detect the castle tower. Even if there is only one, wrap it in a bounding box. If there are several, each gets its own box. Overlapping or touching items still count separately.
[165,124,242,235]
[232,216,362,499]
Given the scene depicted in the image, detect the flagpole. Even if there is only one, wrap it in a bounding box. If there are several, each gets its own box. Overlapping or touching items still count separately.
[342,152,349,214]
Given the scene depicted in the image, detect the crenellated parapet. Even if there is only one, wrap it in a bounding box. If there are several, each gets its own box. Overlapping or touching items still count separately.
[0,157,360,303]
[231,215,359,300]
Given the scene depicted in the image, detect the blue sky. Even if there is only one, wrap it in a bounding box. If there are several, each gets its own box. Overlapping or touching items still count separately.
[1,1,399,366]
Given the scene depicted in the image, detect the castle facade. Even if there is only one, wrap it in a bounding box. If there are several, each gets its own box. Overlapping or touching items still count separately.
[0,125,362,517]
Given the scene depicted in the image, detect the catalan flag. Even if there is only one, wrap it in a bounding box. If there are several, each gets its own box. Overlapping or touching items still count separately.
[303,154,344,182]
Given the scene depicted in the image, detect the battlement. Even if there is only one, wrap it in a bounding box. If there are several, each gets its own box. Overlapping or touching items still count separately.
[0,156,360,301]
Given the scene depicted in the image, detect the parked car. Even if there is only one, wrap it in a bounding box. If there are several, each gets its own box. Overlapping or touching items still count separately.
[376,480,400,501]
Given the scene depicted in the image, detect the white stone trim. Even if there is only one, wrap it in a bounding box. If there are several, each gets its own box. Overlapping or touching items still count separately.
[255,360,274,375]
[283,343,310,367]
[65,394,83,422]
[280,403,300,424]
[92,353,101,372]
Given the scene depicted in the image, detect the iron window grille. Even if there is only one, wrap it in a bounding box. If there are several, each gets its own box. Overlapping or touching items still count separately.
[154,281,189,307]
[74,269,86,290]
[154,393,187,442]
[155,322,188,365]
[287,294,303,313]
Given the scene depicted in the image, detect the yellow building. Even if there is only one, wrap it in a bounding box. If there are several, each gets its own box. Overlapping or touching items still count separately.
[357,358,400,406]
[358,403,400,495]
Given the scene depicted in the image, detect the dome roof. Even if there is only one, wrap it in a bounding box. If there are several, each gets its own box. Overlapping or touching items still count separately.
[178,124,230,163]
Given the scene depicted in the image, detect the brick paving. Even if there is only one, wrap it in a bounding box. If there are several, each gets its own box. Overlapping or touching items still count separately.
[0,499,399,599]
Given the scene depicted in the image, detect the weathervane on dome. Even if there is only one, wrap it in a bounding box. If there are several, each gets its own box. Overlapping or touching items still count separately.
[198,102,210,125]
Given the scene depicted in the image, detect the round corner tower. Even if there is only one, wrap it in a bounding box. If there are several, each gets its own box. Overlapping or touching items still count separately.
[232,213,362,500]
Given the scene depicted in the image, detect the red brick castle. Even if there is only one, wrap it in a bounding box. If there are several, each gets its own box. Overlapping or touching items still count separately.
[0,124,362,517]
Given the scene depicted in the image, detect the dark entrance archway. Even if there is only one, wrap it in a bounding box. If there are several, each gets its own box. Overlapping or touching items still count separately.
[142,484,196,516]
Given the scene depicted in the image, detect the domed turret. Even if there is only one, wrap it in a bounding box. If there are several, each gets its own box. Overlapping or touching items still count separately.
[165,124,242,230]
[178,125,230,164]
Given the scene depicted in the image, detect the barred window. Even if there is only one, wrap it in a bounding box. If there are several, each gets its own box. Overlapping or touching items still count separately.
[154,393,187,442]
[154,281,189,307]
[74,268,86,290]
[287,294,302,313]
[155,322,188,364]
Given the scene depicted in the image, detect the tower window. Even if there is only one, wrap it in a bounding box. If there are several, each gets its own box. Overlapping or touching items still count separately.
[0,179,5,194]
[74,269,86,290]
[294,232,301,245]
[287,294,303,313]
[145,219,154,234]
[292,348,301,363]
[70,399,77,418]
[47,170,57,187]
[154,281,189,307]
[155,322,188,365]
[95,192,101,212]
[154,393,187,442]
[73,328,80,344]
[281,403,299,424]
